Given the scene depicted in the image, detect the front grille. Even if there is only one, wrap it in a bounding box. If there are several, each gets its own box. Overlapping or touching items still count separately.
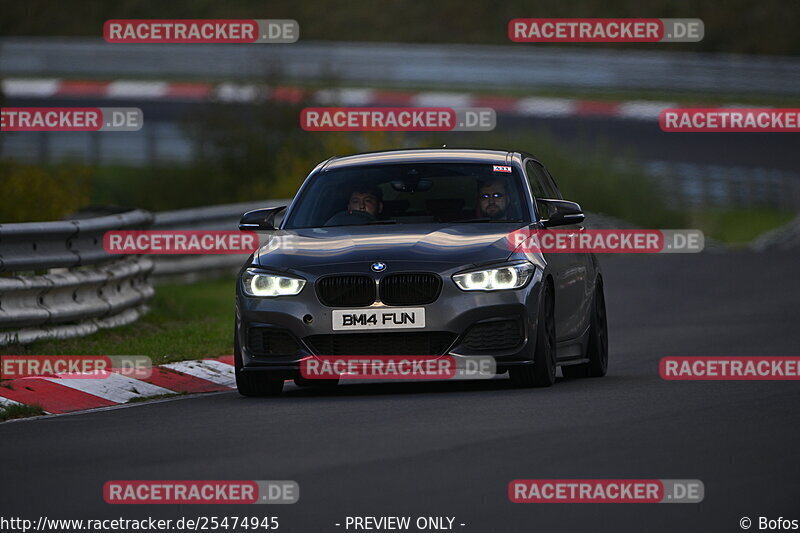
[316,275,376,307]
[305,332,455,356]
[248,327,301,356]
[460,319,524,351]
[380,273,442,305]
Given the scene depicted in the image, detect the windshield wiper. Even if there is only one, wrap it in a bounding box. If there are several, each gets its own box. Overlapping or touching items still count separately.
[450,218,525,223]
[368,219,398,224]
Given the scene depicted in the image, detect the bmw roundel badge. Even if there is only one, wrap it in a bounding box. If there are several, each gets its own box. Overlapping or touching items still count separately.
[371,262,387,272]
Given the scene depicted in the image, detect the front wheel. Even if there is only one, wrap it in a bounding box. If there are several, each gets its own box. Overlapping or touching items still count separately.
[562,280,608,379]
[510,282,556,388]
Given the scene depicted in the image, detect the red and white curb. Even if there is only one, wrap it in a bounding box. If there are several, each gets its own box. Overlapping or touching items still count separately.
[0,355,238,417]
[2,78,686,121]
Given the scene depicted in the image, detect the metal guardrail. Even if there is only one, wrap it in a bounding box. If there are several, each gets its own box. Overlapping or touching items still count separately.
[2,38,799,95]
[0,201,288,345]
[149,199,288,282]
[0,209,153,271]
[642,161,800,211]
[0,210,155,345]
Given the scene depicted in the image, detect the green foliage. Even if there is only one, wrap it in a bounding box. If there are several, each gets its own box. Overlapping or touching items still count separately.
[2,0,799,56]
[0,161,93,223]
[0,403,46,422]
[1,102,784,239]
[689,208,795,245]
[1,114,685,230]
[0,279,236,364]
[190,103,406,202]
[86,103,407,211]
[507,133,686,228]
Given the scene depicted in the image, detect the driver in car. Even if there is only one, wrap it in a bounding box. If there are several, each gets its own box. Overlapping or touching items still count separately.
[324,185,384,225]
[347,186,383,218]
[476,180,509,219]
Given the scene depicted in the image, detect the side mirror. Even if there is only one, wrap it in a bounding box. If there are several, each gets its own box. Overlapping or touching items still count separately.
[239,206,287,231]
[538,199,584,228]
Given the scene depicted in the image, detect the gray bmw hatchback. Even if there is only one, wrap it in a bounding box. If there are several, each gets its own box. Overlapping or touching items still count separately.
[234,149,607,396]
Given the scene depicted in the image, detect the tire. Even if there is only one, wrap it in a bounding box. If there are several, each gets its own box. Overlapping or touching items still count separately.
[562,280,608,379]
[294,375,339,388]
[510,281,556,388]
[234,325,284,397]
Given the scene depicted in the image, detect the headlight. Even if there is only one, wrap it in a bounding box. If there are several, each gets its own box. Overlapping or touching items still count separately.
[242,268,306,297]
[452,263,534,291]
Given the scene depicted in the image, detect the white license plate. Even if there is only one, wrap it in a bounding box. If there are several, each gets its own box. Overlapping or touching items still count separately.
[332,308,426,331]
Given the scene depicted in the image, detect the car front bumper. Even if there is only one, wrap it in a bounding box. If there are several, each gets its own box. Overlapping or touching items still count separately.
[235,262,545,378]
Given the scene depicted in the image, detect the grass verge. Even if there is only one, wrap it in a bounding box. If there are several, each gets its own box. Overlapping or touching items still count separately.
[0,403,46,422]
[689,208,796,245]
[0,279,236,365]
[127,392,186,404]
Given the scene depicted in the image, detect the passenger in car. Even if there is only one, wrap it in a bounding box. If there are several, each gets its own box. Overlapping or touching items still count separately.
[476,180,509,219]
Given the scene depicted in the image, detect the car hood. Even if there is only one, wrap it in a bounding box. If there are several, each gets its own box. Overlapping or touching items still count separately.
[255,223,525,271]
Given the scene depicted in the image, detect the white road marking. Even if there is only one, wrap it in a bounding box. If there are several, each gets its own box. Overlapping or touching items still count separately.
[162,359,236,388]
[106,80,169,99]
[214,82,261,102]
[43,374,173,403]
[412,92,474,108]
[516,97,576,117]
[314,88,376,105]
[0,396,23,407]
[2,78,60,97]
[618,100,677,120]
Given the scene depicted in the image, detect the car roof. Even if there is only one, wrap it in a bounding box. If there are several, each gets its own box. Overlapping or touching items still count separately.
[320,148,525,171]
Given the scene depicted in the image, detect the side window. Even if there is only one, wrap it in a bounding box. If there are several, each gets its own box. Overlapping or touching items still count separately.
[525,160,547,199]
[525,160,562,220]
[525,160,558,199]
[543,167,563,199]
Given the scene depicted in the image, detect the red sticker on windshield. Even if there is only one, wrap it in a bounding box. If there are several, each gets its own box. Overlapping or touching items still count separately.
[493,165,512,173]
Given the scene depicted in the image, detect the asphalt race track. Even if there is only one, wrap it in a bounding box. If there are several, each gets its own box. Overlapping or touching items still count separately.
[3,250,799,533]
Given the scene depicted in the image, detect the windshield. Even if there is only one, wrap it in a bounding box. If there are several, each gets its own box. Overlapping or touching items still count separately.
[284,162,532,229]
